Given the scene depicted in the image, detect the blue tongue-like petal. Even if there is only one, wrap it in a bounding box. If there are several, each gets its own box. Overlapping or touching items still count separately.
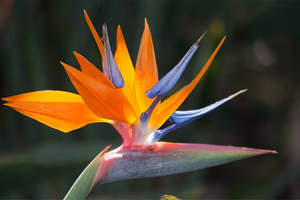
[150,90,247,144]
[169,94,232,124]
[102,23,124,88]
[146,31,207,99]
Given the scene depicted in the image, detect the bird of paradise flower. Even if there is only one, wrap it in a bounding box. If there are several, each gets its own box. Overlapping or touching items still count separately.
[3,10,276,200]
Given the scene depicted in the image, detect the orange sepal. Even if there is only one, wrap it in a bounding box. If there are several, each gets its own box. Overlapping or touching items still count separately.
[149,37,226,130]
[3,91,107,132]
[114,25,141,115]
[74,51,115,89]
[62,62,138,123]
[84,10,104,69]
[134,18,158,112]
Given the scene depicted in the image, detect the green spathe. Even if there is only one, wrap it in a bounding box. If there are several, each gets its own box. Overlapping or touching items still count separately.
[64,142,277,200]
[99,143,277,184]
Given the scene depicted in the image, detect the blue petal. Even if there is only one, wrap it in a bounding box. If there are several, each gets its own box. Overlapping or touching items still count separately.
[140,96,162,124]
[102,23,124,88]
[151,90,247,143]
[151,124,176,144]
[170,97,229,124]
[170,89,247,125]
[146,31,207,99]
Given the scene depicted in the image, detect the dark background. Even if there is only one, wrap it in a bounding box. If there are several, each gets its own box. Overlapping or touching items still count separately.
[1,1,300,199]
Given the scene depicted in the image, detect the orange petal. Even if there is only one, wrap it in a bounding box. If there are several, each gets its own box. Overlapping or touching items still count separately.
[134,18,158,112]
[114,25,141,115]
[3,91,107,132]
[84,10,104,69]
[149,36,226,130]
[74,51,115,89]
[62,62,138,123]
[2,90,84,102]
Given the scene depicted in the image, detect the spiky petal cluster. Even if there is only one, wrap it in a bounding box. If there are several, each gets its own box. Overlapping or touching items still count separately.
[3,11,238,147]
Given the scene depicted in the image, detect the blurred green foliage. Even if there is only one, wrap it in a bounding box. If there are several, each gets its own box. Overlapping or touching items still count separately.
[1,1,300,199]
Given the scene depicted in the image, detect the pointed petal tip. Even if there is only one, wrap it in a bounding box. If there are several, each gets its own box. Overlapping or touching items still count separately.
[216,36,226,46]
[83,10,90,21]
[229,89,248,99]
[144,18,149,28]
[241,147,278,156]
[61,62,75,74]
[73,52,86,63]
[61,62,72,72]
[83,9,88,17]
[61,61,74,70]
[102,22,108,31]
[61,61,70,71]
[196,30,208,45]
[2,97,8,101]
[271,150,278,154]
[73,52,83,61]
[99,145,112,157]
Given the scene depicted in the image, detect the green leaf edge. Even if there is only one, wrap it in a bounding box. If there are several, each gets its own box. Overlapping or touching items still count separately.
[63,145,111,200]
